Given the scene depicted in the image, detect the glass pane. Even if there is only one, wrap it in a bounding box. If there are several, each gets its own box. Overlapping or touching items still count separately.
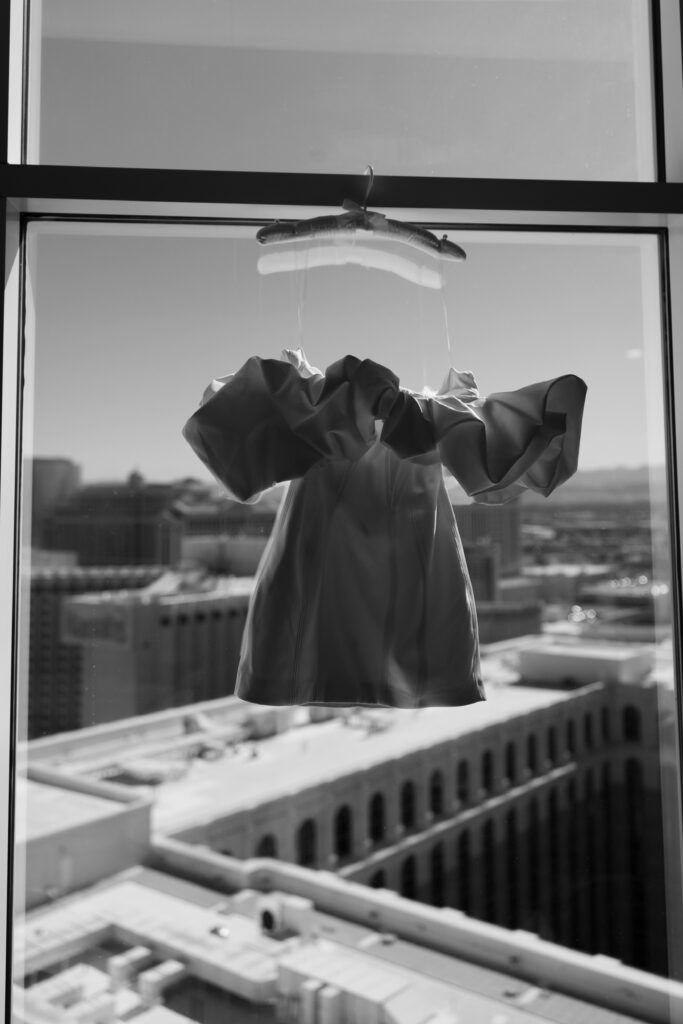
[11,221,683,1024]
[27,0,656,180]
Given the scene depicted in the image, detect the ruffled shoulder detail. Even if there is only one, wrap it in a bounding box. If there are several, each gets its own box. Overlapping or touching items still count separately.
[282,347,323,380]
[434,367,483,407]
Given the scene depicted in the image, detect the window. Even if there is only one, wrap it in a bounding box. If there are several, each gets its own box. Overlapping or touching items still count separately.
[482,750,494,794]
[456,760,470,805]
[429,769,444,818]
[623,705,643,743]
[296,818,317,867]
[26,1,657,181]
[5,3,683,1018]
[368,792,385,845]
[334,804,353,860]
[255,833,278,858]
[400,780,416,830]
[401,856,417,900]
[505,741,517,785]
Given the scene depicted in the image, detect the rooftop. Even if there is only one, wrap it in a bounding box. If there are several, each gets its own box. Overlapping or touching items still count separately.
[147,687,573,834]
[13,866,657,1024]
[65,572,255,606]
[14,776,132,844]
[523,565,614,578]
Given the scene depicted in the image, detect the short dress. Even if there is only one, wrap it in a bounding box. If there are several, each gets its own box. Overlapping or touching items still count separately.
[182,349,587,708]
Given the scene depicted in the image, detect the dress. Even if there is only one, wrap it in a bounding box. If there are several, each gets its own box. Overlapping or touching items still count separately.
[182,349,587,708]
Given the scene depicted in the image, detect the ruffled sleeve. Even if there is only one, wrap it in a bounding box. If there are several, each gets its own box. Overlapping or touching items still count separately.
[422,368,587,505]
[182,353,328,502]
[182,349,400,502]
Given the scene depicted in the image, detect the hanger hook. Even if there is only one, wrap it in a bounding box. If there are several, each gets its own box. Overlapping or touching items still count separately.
[363,165,375,210]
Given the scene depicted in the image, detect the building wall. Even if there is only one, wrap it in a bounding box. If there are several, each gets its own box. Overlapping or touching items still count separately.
[453,502,521,576]
[173,681,665,973]
[16,768,152,914]
[476,602,543,644]
[43,477,184,566]
[30,458,81,546]
[27,566,163,739]
[70,588,251,724]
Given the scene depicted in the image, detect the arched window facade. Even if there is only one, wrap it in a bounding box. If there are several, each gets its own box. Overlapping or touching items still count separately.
[483,820,496,921]
[429,769,444,817]
[526,734,537,775]
[297,818,317,867]
[457,831,471,913]
[401,780,416,829]
[506,810,519,929]
[334,804,353,859]
[482,750,494,793]
[431,842,445,906]
[623,705,642,743]
[255,833,278,858]
[456,760,469,804]
[584,712,594,750]
[566,719,576,757]
[547,726,557,765]
[401,855,417,899]
[369,869,386,889]
[505,741,516,785]
[368,792,385,844]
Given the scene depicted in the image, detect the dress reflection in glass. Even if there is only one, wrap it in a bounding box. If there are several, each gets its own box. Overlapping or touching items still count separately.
[183,349,587,708]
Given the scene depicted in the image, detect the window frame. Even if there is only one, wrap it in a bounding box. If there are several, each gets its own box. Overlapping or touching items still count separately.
[3,1,683,1016]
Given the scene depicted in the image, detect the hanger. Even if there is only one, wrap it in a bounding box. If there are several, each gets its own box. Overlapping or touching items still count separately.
[255,166,466,279]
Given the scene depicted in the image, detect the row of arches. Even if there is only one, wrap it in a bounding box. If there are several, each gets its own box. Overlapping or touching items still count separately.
[365,758,653,970]
[249,704,644,875]
[252,714,645,870]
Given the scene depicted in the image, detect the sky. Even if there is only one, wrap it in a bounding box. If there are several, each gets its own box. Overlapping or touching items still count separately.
[26,225,666,483]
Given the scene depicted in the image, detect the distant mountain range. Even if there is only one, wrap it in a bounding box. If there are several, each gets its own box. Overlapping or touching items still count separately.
[446,465,669,506]
[520,465,669,505]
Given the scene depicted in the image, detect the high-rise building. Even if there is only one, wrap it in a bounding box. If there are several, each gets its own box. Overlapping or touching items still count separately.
[43,472,184,565]
[61,571,254,725]
[29,457,81,546]
[452,499,522,576]
[27,565,163,739]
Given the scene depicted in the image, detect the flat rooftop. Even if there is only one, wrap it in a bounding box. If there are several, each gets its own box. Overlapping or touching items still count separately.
[68,573,255,607]
[13,866,654,1024]
[14,776,129,843]
[149,687,572,834]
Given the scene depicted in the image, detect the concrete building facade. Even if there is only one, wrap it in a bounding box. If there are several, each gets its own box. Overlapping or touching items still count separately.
[159,678,665,974]
[27,566,163,739]
[43,473,185,566]
[61,573,254,723]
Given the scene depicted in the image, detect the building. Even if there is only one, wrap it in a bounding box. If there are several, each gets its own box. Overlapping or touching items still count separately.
[521,564,615,604]
[43,472,185,566]
[27,565,164,739]
[29,457,81,547]
[61,571,254,724]
[451,499,522,576]
[23,640,671,978]
[174,490,281,574]
[14,860,681,1024]
[475,600,543,643]
[519,640,655,688]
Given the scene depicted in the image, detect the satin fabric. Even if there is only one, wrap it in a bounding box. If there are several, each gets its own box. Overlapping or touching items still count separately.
[183,350,587,708]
